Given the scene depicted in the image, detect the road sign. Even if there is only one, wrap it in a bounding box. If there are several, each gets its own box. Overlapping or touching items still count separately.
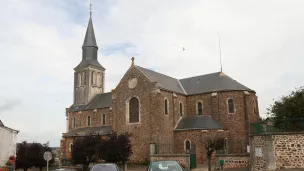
[44,151,52,171]
[43,151,52,161]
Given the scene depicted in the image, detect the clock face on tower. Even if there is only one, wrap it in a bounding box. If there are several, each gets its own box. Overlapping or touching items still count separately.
[128,77,138,89]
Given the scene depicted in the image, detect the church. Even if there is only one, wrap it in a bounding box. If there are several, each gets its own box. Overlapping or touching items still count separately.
[60,12,260,164]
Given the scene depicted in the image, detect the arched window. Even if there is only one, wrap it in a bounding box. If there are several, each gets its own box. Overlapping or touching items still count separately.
[185,140,191,152]
[164,99,169,115]
[102,114,106,125]
[253,99,257,114]
[91,71,94,85]
[97,73,101,87]
[73,117,76,128]
[87,116,91,126]
[129,97,139,123]
[78,73,81,86]
[101,73,104,87]
[83,72,86,85]
[179,102,183,116]
[197,102,203,115]
[69,143,73,152]
[81,72,86,85]
[228,98,235,114]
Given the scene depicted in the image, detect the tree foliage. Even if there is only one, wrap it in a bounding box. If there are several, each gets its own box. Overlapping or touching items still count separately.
[16,142,31,171]
[99,132,132,163]
[267,87,304,119]
[71,132,132,169]
[71,134,105,169]
[15,141,54,171]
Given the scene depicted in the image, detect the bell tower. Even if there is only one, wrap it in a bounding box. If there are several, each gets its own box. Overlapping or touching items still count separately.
[73,4,105,105]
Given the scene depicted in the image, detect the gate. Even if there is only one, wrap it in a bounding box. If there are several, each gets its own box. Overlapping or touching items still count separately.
[190,153,196,169]
[189,143,196,169]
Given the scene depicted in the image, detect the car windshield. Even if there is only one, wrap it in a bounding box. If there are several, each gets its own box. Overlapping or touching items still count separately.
[149,161,183,171]
[91,164,118,171]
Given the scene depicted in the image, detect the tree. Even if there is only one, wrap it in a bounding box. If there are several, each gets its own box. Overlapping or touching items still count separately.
[267,87,304,119]
[203,134,225,171]
[99,132,132,163]
[28,142,55,170]
[28,143,45,170]
[15,141,55,171]
[15,141,31,171]
[71,134,104,170]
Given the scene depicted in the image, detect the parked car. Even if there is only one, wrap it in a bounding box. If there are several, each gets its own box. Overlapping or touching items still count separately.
[146,161,184,171]
[52,169,77,171]
[90,163,119,171]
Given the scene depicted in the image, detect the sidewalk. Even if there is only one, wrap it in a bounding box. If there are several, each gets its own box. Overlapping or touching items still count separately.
[191,164,249,171]
[191,164,304,171]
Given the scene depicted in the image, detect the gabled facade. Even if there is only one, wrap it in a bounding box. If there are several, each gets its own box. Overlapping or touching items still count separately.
[60,12,260,164]
[0,120,19,166]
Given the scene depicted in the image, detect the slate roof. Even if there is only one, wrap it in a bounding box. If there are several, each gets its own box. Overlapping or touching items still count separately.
[83,17,97,48]
[74,17,105,70]
[136,66,253,95]
[179,72,253,95]
[136,66,185,94]
[68,67,253,112]
[69,92,112,112]
[174,115,226,131]
[0,120,19,133]
[63,126,112,137]
[75,59,105,70]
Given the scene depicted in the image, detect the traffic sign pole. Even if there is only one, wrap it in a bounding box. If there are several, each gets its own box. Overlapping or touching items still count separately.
[47,160,49,171]
[43,151,52,171]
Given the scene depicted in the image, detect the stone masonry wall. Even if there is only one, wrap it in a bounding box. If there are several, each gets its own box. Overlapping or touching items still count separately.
[174,130,229,164]
[112,65,155,163]
[62,108,112,161]
[274,134,304,169]
[67,108,112,132]
[251,133,304,171]
[186,91,259,154]
[216,155,250,169]
[61,137,74,159]
[251,136,266,171]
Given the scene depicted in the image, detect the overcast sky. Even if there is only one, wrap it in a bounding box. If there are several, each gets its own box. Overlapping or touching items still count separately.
[0,0,303,147]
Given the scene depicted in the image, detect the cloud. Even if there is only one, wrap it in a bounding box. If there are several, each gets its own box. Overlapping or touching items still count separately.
[0,0,304,146]
[0,98,22,113]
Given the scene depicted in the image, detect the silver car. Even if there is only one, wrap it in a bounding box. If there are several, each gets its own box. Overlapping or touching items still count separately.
[146,161,184,171]
[90,163,120,171]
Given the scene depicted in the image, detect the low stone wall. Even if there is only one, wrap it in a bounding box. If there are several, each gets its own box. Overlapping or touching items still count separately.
[150,154,190,169]
[251,133,304,171]
[216,154,250,169]
[274,134,304,169]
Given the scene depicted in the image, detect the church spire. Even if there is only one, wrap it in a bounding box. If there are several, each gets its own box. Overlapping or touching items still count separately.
[83,0,97,49]
[75,0,104,70]
[82,17,98,49]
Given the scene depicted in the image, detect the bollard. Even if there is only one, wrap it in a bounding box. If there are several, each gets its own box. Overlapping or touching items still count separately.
[219,160,224,170]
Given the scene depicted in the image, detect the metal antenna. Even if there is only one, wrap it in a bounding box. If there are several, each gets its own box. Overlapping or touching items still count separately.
[217,31,223,72]
[90,0,92,17]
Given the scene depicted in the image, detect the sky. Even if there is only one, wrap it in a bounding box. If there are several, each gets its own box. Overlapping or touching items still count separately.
[0,0,303,147]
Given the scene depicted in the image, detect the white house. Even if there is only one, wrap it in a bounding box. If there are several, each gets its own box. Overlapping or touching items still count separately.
[0,120,19,166]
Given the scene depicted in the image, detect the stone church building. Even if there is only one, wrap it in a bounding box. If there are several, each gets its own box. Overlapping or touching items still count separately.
[60,15,260,164]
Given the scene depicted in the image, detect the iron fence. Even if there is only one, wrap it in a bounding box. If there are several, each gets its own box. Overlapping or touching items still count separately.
[250,118,304,135]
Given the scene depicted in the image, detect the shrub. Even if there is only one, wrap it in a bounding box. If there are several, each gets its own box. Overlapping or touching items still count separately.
[5,161,12,166]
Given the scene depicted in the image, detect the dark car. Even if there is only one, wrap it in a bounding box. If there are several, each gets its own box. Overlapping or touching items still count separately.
[146,161,184,171]
[90,163,120,171]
